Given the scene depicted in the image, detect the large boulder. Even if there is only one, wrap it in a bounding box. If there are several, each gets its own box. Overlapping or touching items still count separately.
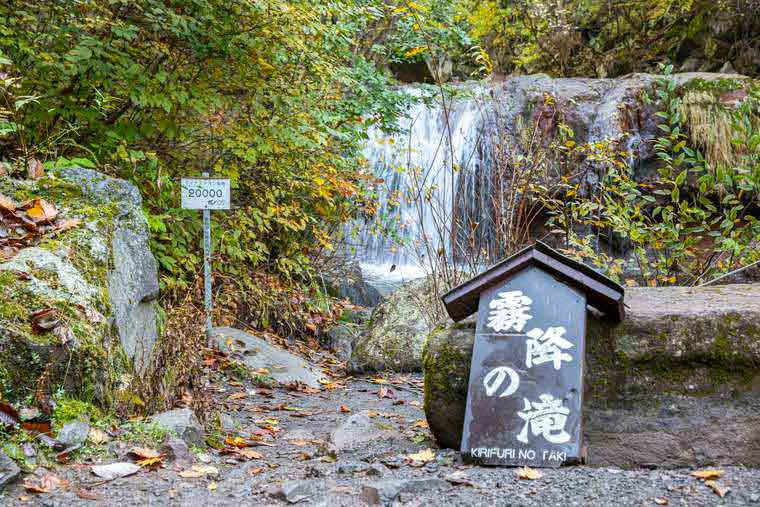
[423,284,760,469]
[213,327,326,388]
[0,168,159,402]
[349,277,436,373]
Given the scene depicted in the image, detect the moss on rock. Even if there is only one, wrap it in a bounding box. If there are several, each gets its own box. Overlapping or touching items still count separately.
[0,172,145,406]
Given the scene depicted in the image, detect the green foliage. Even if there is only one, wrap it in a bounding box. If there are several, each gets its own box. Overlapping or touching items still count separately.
[456,0,760,77]
[52,397,105,431]
[542,66,760,286]
[0,1,406,317]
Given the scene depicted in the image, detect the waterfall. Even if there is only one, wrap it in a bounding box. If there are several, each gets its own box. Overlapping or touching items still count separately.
[346,87,487,289]
[347,75,662,290]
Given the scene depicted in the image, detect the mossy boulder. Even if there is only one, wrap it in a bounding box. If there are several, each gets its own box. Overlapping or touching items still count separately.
[423,284,760,469]
[0,168,159,405]
[349,277,437,373]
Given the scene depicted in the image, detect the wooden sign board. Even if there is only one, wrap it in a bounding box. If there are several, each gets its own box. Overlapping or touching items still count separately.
[460,265,586,467]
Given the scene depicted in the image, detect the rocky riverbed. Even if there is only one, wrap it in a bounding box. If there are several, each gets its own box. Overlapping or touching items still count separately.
[2,363,758,506]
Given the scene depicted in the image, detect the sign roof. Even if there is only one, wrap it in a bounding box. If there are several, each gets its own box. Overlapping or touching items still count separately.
[441,241,625,323]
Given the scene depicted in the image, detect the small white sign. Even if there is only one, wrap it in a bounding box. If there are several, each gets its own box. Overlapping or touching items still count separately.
[181,178,231,210]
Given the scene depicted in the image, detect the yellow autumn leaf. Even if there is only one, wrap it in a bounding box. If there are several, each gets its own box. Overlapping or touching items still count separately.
[690,469,724,480]
[406,1,428,12]
[516,466,543,480]
[406,448,435,463]
[404,46,427,59]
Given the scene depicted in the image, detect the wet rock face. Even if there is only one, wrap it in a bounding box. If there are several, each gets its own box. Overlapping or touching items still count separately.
[423,283,760,469]
[322,263,382,308]
[0,168,160,401]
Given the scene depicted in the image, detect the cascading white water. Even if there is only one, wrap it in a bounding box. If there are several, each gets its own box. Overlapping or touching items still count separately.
[348,76,662,291]
[347,88,486,289]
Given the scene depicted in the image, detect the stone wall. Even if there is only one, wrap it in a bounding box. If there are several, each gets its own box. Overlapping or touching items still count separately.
[423,284,760,468]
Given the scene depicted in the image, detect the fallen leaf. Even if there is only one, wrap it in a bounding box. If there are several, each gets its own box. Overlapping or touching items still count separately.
[405,448,435,465]
[91,462,140,480]
[654,498,669,505]
[88,428,108,445]
[207,481,218,491]
[366,411,380,418]
[409,400,421,407]
[288,439,309,447]
[254,368,270,375]
[54,219,81,234]
[444,470,475,486]
[704,480,729,498]
[23,473,68,493]
[378,387,395,400]
[53,325,76,346]
[26,199,58,222]
[339,405,351,413]
[227,392,247,400]
[0,402,19,427]
[224,436,249,448]
[690,469,724,480]
[27,159,44,180]
[129,447,162,459]
[0,195,16,213]
[231,448,263,460]
[77,488,100,501]
[248,466,266,475]
[516,466,543,480]
[178,464,218,478]
[413,419,428,429]
[30,308,60,332]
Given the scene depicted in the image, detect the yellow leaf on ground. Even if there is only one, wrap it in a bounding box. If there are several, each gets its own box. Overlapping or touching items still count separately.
[516,466,543,480]
[136,456,164,467]
[690,469,724,480]
[413,419,428,429]
[406,448,435,464]
[704,480,729,498]
[178,465,218,478]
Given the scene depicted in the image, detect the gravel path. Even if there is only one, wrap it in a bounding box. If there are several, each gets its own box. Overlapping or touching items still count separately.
[3,372,758,506]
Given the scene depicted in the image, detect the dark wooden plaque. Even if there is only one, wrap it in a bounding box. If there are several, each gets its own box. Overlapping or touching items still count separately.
[460,265,586,467]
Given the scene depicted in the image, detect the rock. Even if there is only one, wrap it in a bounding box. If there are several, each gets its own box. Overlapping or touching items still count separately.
[213,327,325,388]
[160,436,194,468]
[679,57,705,73]
[360,478,448,505]
[336,462,386,476]
[0,169,160,403]
[389,53,454,84]
[322,263,382,308]
[423,283,760,469]
[58,168,159,372]
[349,277,436,373]
[323,324,360,361]
[330,410,401,452]
[219,413,236,434]
[0,450,20,489]
[56,420,90,448]
[272,480,318,504]
[283,428,315,441]
[719,61,737,74]
[150,408,204,447]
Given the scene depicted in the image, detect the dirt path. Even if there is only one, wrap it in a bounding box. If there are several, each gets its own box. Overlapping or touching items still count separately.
[3,370,759,506]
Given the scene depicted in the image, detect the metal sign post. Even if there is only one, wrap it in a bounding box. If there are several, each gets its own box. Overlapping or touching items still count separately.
[181,174,231,341]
